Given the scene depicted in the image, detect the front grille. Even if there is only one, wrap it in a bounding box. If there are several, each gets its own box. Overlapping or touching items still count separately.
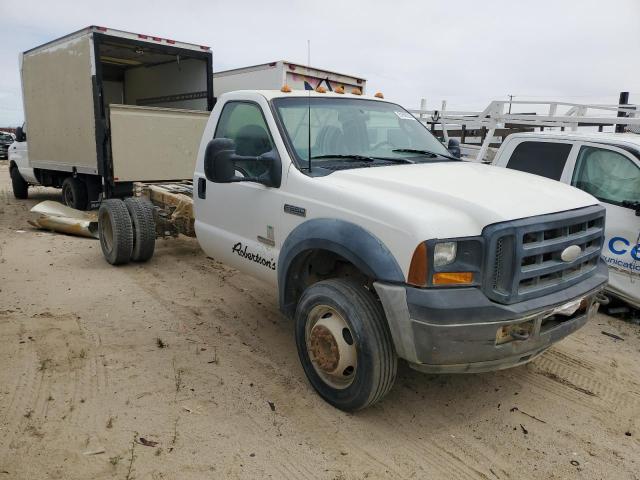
[484,205,605,304]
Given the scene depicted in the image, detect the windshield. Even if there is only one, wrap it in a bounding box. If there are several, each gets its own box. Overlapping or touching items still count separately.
[0,132,12,142]
[272,97,452,170]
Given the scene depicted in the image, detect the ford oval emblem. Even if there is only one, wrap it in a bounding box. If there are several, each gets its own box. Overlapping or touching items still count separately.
[561,245,582,262]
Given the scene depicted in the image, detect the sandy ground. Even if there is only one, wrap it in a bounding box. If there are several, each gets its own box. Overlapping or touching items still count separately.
[0,162,639,480]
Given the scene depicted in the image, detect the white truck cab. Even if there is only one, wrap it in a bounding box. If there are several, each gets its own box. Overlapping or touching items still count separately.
[185,90,609,410]
[492,132,640,308]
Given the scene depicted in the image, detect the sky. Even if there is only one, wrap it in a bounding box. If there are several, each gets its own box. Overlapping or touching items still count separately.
[0,0,639,126]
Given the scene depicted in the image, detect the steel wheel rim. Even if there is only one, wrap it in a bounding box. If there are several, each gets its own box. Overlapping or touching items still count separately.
[305,304,357,390]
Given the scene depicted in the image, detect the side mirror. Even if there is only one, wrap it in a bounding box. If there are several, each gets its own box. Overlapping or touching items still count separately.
[203,138,281,188]
[447,138,461,158]
[15,126,26,142]
[204,138,236,183]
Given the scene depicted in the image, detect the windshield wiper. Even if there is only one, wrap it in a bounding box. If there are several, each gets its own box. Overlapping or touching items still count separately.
[392,148,459,161]
[311,154,413,164]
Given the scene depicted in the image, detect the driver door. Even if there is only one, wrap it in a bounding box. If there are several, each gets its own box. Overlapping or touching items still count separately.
[195,101,282,285]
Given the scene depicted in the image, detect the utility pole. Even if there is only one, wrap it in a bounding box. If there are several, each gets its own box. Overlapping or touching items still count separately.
[615,91,629,133]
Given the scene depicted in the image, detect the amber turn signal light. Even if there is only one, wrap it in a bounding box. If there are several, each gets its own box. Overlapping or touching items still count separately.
[408,243,428,287]
[432,272,474,285]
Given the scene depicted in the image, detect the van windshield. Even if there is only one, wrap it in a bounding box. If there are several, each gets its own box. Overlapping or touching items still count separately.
[272,97,453,170]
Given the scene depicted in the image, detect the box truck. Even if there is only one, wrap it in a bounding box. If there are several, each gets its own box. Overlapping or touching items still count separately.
[9,26,213,209]
[213,60,367,97]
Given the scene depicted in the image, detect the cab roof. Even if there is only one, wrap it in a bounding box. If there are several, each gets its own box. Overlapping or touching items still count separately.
[509,130,640,148]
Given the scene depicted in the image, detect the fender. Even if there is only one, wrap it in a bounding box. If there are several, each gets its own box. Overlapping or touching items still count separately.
[278,218,404,315]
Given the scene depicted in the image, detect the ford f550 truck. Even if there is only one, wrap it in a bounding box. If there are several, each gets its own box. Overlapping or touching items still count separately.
[97,90,609,411]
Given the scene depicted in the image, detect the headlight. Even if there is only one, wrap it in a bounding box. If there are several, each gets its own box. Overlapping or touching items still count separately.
[434,241,457,267]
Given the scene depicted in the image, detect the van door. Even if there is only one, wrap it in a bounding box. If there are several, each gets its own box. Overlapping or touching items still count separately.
[194,100,282,285]
[569,143,640,307]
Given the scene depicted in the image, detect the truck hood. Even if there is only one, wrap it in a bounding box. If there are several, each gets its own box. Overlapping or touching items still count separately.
[323,161,598,237]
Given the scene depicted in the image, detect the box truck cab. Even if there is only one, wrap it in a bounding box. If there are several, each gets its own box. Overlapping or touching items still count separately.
[492,132,640,308]
[182,90,608,410]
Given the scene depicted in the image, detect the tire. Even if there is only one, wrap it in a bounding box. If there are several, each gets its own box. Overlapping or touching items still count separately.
[124,197,156,262]
[98,199,133,265]
[295,278,397,411]
[10,167,28,199]
[62,177,88,210]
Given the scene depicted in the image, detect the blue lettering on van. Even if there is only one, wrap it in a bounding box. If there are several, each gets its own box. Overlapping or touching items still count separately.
[608,236,640,261]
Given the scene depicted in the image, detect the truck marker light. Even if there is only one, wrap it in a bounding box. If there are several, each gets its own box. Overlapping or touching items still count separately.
[94,26,107,32]
[432,272,473,285]
[152,37,162,42]
[280,85,292,93]
[351,88,363,96]
[374,92,384,99]
[138,34,148,39]
[408,243,428,287]
[166,39,176,44]
[315,86,327,93]
[200,46,210,50]
[335,86,345,94]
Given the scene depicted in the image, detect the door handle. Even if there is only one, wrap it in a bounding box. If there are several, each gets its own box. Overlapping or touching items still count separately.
[197,177,206,199]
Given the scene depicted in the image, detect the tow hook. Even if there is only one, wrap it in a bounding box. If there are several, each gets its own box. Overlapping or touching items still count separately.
[509,328,530,341]
[496,321,534,344]
[594,292,610,306]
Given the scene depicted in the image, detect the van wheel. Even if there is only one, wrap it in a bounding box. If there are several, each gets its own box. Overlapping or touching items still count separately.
[295,278,397,411]
[62,177,88,210]
[10,167,28,199]
[124,197,156,262]
[98,199,133,265]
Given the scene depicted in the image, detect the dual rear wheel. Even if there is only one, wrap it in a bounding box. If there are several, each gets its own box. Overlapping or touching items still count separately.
[98,197,155,265]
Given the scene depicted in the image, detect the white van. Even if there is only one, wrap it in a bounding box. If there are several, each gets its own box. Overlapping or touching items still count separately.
[493,132,640,308]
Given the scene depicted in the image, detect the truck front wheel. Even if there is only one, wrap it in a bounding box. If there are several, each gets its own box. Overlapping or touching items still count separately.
[62,177,88,210]
[295,278,397,411]
[10,167,28,199]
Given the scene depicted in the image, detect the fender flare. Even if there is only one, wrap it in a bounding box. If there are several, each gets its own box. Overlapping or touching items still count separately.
[277,218,404,315]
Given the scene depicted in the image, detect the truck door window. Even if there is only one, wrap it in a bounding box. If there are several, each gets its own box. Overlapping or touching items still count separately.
[506,141,571,180]
[214,102,274,177]
[571,146,640,206]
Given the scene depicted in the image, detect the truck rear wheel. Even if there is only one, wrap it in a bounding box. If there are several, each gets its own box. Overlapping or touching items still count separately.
[294,278,397,411]
[10,167,28,199]
[98,199,133,265]
[124,197,156,262]
[62,177,88,210]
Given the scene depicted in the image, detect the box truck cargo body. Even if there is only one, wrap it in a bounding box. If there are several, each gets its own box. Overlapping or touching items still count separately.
[17,26,213,206]
[213,60,367,97]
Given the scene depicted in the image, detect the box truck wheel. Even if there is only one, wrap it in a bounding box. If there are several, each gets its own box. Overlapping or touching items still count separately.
[294,278,397,411]
[98,199,133,265]
[10,166,28,199]
[62,177,88,210]
[124,197,156,262]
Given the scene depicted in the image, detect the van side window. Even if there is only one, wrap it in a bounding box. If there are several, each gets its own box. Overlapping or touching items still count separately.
[214,102,274,177]
[506,141,572,180]
[571,146,640,206]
